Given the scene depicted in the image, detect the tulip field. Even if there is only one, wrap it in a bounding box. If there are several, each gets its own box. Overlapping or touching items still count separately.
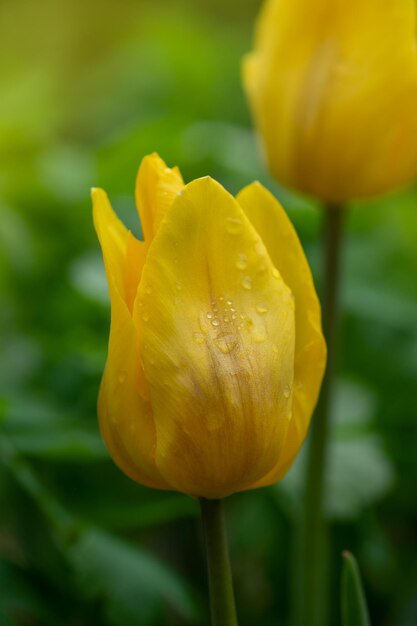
[1,1,416,625]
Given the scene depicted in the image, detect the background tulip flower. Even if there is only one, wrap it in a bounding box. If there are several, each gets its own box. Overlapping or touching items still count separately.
[93,153,326,499]
[243,0,417,202]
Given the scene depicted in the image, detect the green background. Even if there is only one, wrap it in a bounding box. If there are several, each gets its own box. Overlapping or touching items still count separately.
[1,0,416,624]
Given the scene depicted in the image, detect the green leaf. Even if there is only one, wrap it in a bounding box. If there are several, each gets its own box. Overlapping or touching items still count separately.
[69,528,199,625]
[7,423,106,461]
[0,439,199,625]
[341,551,371,626]
[0,559,57,626]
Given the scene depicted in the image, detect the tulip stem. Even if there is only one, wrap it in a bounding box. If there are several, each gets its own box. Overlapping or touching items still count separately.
[200,498,238,626]
[295,203,345,626]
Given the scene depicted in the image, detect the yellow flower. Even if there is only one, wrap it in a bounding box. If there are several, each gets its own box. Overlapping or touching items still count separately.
[93,153,326,498]
[243,0,417,202]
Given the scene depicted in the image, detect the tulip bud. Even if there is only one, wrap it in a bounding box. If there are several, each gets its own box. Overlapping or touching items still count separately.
[93,154,326,498]
[243,0,417,202]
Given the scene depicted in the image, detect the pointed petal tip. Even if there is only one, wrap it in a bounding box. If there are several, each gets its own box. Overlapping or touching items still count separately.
[91,186,100,198]
[184,175,226,193]
[91,187,109,207]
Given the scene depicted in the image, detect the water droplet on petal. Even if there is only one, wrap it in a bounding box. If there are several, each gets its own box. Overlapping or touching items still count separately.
[226,217,243,234]
[142,311,150,322]
[235,253,248,270]
[193,332,205,345]
[227,299,233,306]
[118,370,127,384]
[211,318,220,327]
[284,384,291,399]
[215,333,238,354]
[255,241,264,256]
[207,312,213,319]
[199,318,208,333]
[242,276,253,290]
[223,316,230,323]
[256,304,268,314]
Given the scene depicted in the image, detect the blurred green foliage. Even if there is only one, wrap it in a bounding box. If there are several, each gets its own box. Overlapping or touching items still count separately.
[1,0,417,625]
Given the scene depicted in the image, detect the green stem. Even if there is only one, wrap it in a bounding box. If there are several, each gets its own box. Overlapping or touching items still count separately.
[294,203,345,626]
[200,498,238,626]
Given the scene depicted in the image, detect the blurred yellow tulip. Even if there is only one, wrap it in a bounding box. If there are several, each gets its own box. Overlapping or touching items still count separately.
[93,154,326,498]
[243,0,417,202]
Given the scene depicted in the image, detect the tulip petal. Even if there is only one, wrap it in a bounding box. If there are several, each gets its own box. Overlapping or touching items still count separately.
[237,182,326,484]
[135,177,296,498]
[92,188,147,312]
[244,0,417,201]
[135,153,184,243]
[92,189,169,490]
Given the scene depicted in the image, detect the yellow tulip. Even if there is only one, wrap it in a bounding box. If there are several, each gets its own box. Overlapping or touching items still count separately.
[92,153,326,498]
[243,0,417,202]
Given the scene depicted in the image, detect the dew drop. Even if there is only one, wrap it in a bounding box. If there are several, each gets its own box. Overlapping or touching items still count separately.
[242,276,253,290]
[193,332,205,345]
[118,370,127,384]
[199,319,208,333]
[211,318,220,327]
[142,311,150,322]
[226,217,243,234]
[235,253,248,270]
[255,241,264,256]
[219,295,224,302]
[215,333,238,354]
[283,384,291,399]
[256,304,268,314]
[227,299,233,306]
[223,316,230,323]
[207,312,213,319]
[231,313,237,320]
